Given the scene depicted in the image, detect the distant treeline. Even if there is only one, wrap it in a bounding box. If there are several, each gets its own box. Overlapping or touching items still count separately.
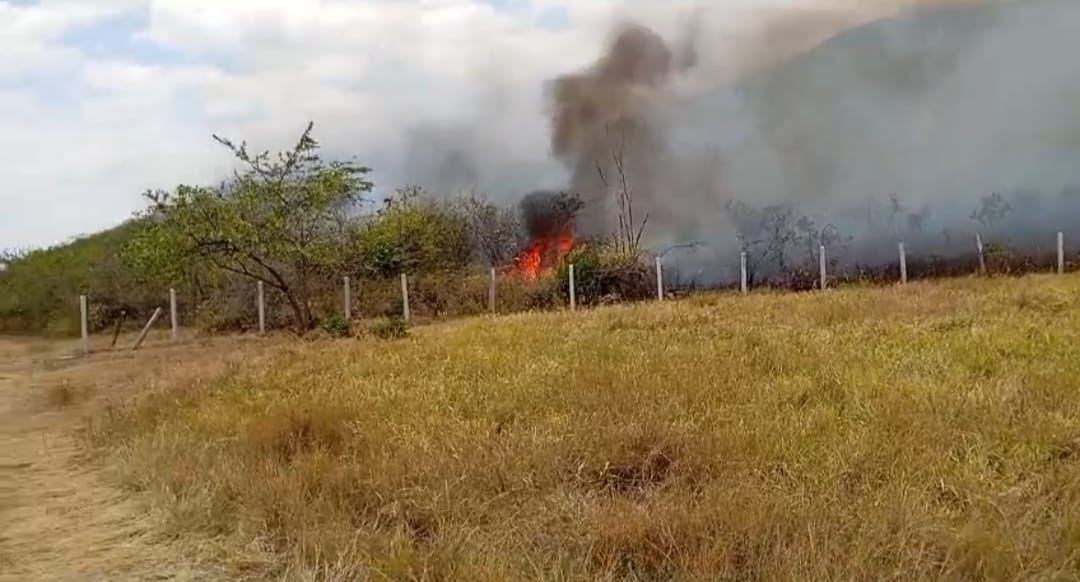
[2,123,1075,336]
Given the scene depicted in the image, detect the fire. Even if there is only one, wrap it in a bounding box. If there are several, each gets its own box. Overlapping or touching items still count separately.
[515,225,576,280]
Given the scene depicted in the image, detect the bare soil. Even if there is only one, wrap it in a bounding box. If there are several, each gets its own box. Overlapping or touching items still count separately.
[0,336,223,582]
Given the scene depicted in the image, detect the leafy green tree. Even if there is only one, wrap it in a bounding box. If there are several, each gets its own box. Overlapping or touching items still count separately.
[134,122,373,331]
[353,186,471,278]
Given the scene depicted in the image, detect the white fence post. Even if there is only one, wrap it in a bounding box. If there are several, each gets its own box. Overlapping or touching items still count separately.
[976,233,987,276]
[131,307,163,351]
[819,245,828,290]
[899,242,908,285]
[169,288,179,341]
[655,256,664,301]
[1058,232,1065,275]
[569,264,577,312]
[344,276,352,321]
[488,268,497,315]
[79,295,89,356]
[740,252,748,295]
[400,273,410,322]
[257,281,266,334]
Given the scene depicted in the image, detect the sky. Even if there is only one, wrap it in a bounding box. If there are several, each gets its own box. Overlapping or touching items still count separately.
[0,0,939,251]
[0,0,669,250]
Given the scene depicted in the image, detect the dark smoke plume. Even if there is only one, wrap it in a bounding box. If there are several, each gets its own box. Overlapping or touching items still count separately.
[547,22,692,240]
[397,0,1080,284]
[540,0,1080,282]
[519,190,582,241]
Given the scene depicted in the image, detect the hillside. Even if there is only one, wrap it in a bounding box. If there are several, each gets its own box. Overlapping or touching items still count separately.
[0,220,159,334]
[672,0,1080,269]
[76,274,1080,580]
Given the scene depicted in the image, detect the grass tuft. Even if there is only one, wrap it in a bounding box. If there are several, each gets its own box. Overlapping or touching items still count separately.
[367,317,409,341]
[246,405,351,462]
[43,381,87,408]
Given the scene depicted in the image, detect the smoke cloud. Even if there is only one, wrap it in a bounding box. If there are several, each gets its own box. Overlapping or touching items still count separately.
[405,0,1080,282]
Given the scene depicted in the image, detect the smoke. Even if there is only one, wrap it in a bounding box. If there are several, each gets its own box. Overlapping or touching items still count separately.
[547,22,692,239]
[399,0,1080,282]
[519,190,580,241]
[540,0,1080,282]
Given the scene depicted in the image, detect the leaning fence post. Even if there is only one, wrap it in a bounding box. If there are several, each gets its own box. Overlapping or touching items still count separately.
[257,281,266,334]
[740,252,749,295]
[110,311,126,349]
[819,245,828,290]
[569,264,577,312]
[488,268,497,315]
[169,288,179,341]
[1058,232,1065,275]
[131,307,163,352]
[976,233,987,276]
[79,295,89,356]
[344,276,352,321]
[655,256,664,301]
[400,273,411,322]
[899,242,908,285]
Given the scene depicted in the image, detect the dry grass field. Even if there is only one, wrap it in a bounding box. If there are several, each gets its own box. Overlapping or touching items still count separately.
[5,274,1080,581]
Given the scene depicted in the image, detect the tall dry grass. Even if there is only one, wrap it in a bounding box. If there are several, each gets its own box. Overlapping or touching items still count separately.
[89,275,1080,581]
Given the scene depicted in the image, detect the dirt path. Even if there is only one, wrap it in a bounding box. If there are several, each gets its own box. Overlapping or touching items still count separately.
[0,338,222,582]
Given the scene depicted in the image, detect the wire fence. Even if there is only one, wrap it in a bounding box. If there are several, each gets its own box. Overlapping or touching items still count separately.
[71,230,1074,356]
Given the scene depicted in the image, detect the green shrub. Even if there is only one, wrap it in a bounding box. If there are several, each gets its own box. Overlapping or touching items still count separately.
[556,244,653,306]
[0,221,169,335]
[353,189,471,278]
[317,313,352,338]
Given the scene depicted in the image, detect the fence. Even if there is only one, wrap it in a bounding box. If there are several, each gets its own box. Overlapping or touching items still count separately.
[73,231,1073,356]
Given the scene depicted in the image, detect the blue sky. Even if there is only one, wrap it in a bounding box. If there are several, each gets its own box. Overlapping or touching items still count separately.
[0,0,912,250]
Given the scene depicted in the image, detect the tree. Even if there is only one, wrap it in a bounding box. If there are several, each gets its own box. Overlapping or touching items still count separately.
[353,186,471,278]
[971,192,1012,229]
[596,124,649,255]
[136,122,373,331]
[455,194,523,267]
[726,201,798,285]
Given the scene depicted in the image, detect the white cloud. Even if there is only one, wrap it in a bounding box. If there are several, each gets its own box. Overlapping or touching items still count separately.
[1,0,617,249]
[0,0,950,249]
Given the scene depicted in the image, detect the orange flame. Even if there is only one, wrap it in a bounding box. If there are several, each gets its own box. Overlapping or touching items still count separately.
[515,226,575,280]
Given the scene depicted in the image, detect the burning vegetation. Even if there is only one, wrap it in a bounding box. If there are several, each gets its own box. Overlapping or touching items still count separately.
[511,191,584,280]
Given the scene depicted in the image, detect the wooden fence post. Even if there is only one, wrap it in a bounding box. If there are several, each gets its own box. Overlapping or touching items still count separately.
[976,233,987,276]
[131,308,163,351]
[740,252,748,295]
[169,288,179,341]
[819,245,828,290]
[899,242,908,285]
[344,276,352,321]
[400,274,410,322]
[257,281,266,334]
[1058,232,1065,275]
[110,311,126,349]
[569,264,577,312]
[488,268,497,315]
[79,295,89,356]
[655,256,664,301]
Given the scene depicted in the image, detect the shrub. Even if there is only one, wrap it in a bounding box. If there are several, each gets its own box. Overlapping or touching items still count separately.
[353,188,471,278]
[317,313,352,338]
[0,221,163,335]
[521,275,561,310]
[557,244,653,306]
[368,317,409,340]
